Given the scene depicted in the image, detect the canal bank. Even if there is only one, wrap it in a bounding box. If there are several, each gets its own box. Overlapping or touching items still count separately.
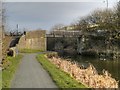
[46,52,118,88]
[61,53,120,87]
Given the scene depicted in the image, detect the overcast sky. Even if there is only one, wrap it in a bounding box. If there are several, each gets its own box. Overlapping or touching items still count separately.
[4,0,118,32]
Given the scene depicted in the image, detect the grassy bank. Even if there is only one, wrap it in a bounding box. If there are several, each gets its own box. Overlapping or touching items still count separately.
[19,49,43,53]
[0,70,2,89]
[2,54,23,88]
[36,54,86,88]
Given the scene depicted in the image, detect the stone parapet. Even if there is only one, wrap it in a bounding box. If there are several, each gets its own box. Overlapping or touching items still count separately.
[18,30,46,51]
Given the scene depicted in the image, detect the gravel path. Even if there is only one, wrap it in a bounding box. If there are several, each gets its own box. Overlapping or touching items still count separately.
[11,53,57,88]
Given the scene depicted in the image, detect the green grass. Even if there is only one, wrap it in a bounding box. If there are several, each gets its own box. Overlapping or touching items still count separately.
[0,70,2,90]
[19,49,44,53]
[2,54,23,88]
[36,54,87,88]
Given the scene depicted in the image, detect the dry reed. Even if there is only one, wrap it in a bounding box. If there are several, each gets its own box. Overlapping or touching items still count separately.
[46,54,119,88]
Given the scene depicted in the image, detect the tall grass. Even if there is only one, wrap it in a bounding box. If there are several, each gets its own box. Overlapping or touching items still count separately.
[2,54,23,88]
[0,70,2,89]
[47,55,118,88]
[36,54,86,88]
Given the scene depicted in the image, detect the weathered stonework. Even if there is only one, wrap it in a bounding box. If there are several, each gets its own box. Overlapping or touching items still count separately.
[17,30,46,51]
[0,27,2,62]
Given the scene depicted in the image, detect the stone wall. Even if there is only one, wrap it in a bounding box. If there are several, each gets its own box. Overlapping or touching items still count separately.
[17,30,46,51]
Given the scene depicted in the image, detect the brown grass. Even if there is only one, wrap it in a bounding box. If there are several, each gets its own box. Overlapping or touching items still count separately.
[46,54,119,88]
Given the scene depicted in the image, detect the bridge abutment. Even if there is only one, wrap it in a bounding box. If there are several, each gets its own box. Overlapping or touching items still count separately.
[17,30,46,52]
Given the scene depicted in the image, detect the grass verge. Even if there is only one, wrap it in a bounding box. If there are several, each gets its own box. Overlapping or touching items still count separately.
[19,49,43,53]
[36,54,86,88]
[0,70,2,89]
[2,54,23,88]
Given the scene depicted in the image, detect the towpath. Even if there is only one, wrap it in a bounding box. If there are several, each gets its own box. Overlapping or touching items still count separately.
[11,53,57,88]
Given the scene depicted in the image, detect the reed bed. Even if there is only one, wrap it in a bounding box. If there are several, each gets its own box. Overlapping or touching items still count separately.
[46,54,119,88]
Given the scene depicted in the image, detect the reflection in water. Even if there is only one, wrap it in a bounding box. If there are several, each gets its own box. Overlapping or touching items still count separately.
[61,52,120,86]
[76,57,119,80]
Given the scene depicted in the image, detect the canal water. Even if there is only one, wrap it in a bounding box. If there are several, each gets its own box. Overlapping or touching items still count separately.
[75,57,119,82]
[61,53,120,86]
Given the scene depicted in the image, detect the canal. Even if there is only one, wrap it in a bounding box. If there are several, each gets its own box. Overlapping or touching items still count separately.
[61,52,120,86]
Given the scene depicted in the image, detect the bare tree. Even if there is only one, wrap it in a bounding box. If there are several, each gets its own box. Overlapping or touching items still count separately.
[91,9,115,30]
[73,8,116,32]
[0,0,2,63]
[50,24,65,31]
[0,0,6,64]
[116,1,120,30]
[49,24,65,35]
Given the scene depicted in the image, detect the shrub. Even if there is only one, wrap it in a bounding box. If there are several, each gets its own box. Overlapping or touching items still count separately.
[46,52,59,58]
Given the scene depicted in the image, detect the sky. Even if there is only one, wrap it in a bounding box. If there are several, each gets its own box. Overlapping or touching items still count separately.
[3,0,119,32]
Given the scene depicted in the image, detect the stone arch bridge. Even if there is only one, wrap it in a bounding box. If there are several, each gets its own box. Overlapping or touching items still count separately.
[8,30,112,58]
